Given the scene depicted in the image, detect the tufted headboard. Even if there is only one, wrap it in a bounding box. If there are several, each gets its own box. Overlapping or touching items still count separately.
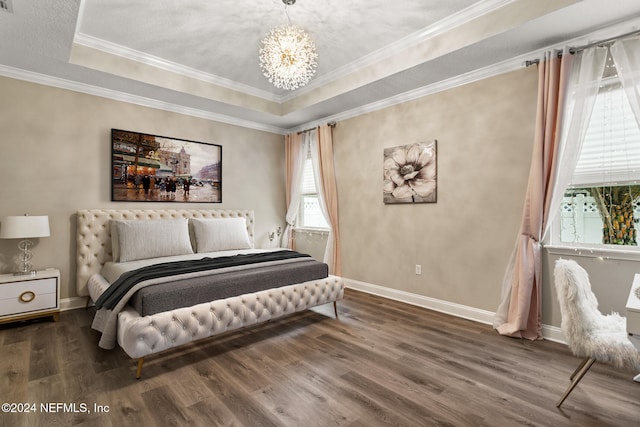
[76,209,254,296]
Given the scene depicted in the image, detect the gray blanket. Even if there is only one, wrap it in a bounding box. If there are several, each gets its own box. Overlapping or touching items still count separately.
[95,250,310,310]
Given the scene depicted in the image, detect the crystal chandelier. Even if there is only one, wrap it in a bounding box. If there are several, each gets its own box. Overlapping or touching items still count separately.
[259,0,318,90]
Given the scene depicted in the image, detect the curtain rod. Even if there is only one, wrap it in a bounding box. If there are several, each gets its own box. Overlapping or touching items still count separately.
[524,28,640,67]
[296,121,336,135]
[569,28,640,54]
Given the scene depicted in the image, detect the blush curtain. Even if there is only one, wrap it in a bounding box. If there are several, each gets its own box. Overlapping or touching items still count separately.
[283,126,342,276]
[494,50,573,339]
[494,46,608,339]
[310,125,342,276]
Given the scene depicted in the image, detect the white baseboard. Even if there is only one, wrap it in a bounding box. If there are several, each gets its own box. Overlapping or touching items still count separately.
[344,278,496,325]
[60,296,89,312]
[541,324,565,343]
[343,278,566,344]
[59,281,568,344]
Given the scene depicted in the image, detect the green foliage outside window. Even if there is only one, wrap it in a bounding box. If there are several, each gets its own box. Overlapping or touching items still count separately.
[585,185,640,245]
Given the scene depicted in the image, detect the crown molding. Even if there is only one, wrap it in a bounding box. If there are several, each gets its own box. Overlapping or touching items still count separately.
[290,54,524,133]
[0,64,288,135]
[73,32,281,103]
[8,14,640,137]
[290,15,640,133]
[280,0,516,102]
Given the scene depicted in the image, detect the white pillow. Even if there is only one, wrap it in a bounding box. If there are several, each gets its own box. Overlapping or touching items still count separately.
[191,217,252,253]
[112,219,193,262]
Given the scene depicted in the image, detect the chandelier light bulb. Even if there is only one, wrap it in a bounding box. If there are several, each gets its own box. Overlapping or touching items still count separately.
[259,24,318,90]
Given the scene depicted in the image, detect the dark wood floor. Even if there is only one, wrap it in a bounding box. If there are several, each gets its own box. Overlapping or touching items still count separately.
[1,289,638,426]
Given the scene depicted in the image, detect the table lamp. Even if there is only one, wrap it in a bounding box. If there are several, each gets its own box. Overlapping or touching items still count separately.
[0,214,50,275]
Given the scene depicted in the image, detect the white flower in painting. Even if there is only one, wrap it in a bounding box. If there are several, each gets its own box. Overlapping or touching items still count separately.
[383,142,436,201]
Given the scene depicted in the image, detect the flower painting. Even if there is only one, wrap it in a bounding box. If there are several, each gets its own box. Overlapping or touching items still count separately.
[383,140,437,204]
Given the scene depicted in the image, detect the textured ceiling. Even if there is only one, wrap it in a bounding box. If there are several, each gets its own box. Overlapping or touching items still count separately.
[76,0,478,95]
[2,0,640,133]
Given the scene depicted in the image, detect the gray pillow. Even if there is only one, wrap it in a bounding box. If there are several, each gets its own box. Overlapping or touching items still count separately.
[112,218,193,262]
[191,217,252,253]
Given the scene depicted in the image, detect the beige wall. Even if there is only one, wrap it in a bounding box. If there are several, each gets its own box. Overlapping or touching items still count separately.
[2,70,633,330]
[0,76,286,302]
[333,68,538,312]
[333,67,639,329]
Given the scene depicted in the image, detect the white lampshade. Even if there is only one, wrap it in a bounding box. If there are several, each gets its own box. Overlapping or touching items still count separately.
[0,215,50,239]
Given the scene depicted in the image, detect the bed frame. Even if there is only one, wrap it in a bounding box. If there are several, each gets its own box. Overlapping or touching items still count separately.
[76,209,344,378]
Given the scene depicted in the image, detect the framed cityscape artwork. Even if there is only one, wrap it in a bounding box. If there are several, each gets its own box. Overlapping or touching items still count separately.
[111,129,222,203]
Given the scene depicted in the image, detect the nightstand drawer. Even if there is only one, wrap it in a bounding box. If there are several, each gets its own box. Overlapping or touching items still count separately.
[626,275,640,342]
[0,277,58,317]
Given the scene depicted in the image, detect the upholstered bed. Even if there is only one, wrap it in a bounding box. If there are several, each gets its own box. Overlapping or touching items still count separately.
[76,209,344,378]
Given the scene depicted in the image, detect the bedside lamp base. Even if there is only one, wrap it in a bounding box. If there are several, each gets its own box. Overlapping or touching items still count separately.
[14,239,35,276]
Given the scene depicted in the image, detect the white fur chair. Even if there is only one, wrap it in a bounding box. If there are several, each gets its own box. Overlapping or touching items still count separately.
[553,259,640,407]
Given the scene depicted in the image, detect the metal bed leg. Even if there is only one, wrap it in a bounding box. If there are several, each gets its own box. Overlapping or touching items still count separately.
[136,358,145,379]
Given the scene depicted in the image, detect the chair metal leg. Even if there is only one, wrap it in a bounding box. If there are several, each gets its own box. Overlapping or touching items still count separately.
[557,357,596,408]
[569,357,590,380]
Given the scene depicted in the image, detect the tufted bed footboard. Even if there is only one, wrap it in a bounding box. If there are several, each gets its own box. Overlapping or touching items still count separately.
[77,209,344,378]
[88,272,343,377]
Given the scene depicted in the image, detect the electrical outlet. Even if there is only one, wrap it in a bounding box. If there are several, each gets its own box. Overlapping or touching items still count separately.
[415,264,422,275]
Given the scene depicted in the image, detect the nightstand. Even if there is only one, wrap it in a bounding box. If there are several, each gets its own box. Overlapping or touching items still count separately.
[0,269,60,324]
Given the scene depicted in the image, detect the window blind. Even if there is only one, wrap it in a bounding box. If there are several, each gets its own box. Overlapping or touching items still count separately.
[301,156,316,194]
[571,84,640,186]
[298,153,329,228]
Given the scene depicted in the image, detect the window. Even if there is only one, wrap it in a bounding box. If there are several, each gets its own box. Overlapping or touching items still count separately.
[557,68,640,247]
[298,153,329,229]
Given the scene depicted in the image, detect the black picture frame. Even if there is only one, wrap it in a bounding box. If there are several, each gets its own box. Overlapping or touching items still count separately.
[111,129,222,203]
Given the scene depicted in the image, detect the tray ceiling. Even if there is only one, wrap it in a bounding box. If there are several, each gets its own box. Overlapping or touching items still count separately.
[1,0,640,133]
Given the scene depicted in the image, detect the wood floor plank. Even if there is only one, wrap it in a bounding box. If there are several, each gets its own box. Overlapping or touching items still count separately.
[141,386,193,426]
[0,340,30,402]
[1,289,638,426]
[196,357,282,427]
[247,351,358,426]
[187,396,241,426]
[27,323,60,381]
[282,359,405,426]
